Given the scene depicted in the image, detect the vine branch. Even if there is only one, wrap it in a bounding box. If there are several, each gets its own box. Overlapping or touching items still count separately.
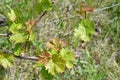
[14,55,38,61]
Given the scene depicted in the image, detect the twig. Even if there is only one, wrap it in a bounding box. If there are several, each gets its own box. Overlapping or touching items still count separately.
[94,3,120,12]
[35,10,47,25]
[24,11,47,53]
[14,55,38,61]
[0,33,7,36]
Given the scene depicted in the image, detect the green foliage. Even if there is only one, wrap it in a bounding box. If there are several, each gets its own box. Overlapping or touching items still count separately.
[46,54,65,75]
[74,19,95,41]
[14,44,23,56]
[60,48,75,68]
[0,52,14,68]
[7,5,16,22]
[0,66,5,80]
[40,66,53,80]
[9,23,22,33]
[0,0,112,80]
[34,0,53,14]
[9,31,27,43]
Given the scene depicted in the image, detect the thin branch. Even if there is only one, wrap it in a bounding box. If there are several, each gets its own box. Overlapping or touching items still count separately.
[0,33,7,36]
[94,3,120,12]
[14,55,38,61]
[35,10,47,25]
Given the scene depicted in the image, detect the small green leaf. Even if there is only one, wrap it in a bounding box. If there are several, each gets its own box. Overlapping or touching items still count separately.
[14,44,23,56]
[45,60,56,75]
[49,49,59,55]
[40,0,53,10]
[45,54,65,75]
[9,23,22,33]
[81,19,95,34]
[7,5,16,22]
[34,0,53,14]
[10,31,27,43]
[40,66,53,80]
[0,52,14,68]
[52,54,65,73]
[29,31,35,41]
[74,19,95,41]
[66,61,74,69]
[60,48,75,68]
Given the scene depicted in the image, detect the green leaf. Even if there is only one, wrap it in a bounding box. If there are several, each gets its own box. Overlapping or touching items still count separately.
[81,19,95,34]
[10,31,27,43]
[52,54,65,73]
[0,52,14,68]
[9,23,22,33]
[29,31,35,41]
[7,5,16,22]
[49,49,59,55]
[60,48,75,68]
[14,43,23,56]
[66,61,74,69]
[45,54,65,75]
[45,60,56,75]
[40,66,53,80]
[74,19,95,41]
[34,0,53,14]
[40,0,53,10]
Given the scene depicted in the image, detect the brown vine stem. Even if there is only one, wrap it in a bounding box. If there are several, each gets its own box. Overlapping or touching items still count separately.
[14,55,38,61]
[24,10,47,53]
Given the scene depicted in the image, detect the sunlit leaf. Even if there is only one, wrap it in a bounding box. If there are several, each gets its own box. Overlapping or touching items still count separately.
[7,5,16,22]
[0,52,14,68]
[29,31,35,41]
[81,19,95,34]
[47,38,67,50]
[45,60,55,75]
[9,23,22,33]
[10,31,27,43]
[74,19,95,41]
[45,54,65,75]
[74,24,90,41]
[60,48,75,68]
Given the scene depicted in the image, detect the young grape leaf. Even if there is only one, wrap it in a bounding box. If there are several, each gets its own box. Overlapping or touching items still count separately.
[14,43,23,56]
[40,66,53,80]
[25,19,35,33]
[60,48,75,68]
[45,60,56,75]
[38,52,51,65]
[40,0,53,10]
[10,31,27,43]
[9,23,22,33]
[7,5,16,22]
[29,31,35,41]
[47,38,67,50]
[80,19,95,34]
[34,0,53,14]
[45,54,65,75]
[0,52,14,68]
[74,19,95,41]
